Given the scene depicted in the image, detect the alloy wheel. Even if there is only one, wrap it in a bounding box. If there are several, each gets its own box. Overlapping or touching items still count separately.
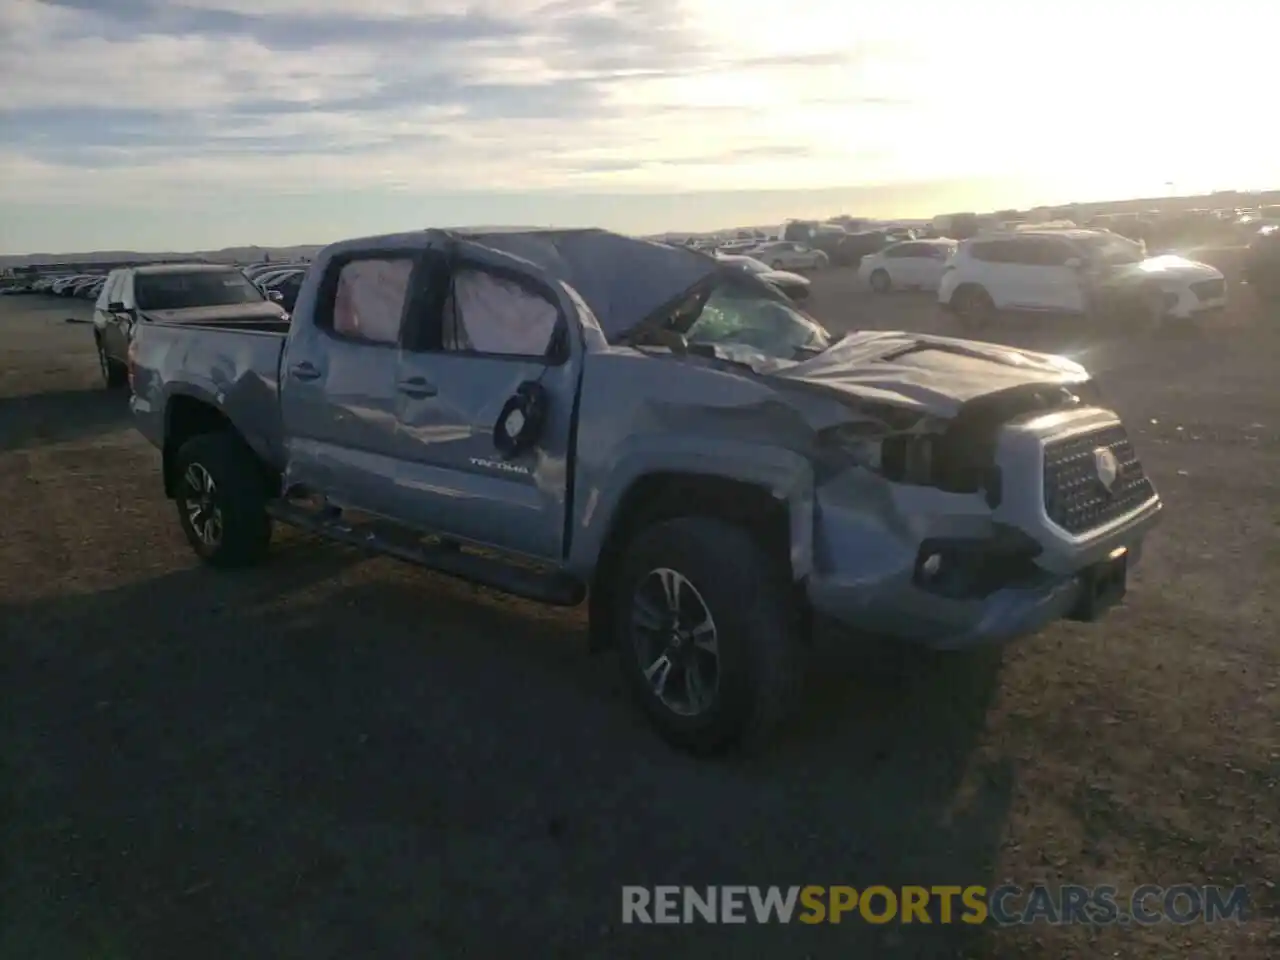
[182,462,223,548]
[630,567,720,717]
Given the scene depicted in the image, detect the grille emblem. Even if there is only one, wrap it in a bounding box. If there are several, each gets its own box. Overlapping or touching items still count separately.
[1093,446,1120,495]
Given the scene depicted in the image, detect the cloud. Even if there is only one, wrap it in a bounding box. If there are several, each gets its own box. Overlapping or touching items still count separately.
[2,0,1271,237]
[0,0,927,208]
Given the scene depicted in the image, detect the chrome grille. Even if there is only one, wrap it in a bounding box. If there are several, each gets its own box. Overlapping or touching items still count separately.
[1043,425,1156,535]
[1191,278,1225,302]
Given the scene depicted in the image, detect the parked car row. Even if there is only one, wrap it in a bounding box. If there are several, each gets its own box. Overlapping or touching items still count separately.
[241,261,308,312]
[713,253,811,300]
[5,273,110,300]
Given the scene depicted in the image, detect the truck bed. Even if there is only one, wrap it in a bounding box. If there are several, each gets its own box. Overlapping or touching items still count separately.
[129,319,288,470]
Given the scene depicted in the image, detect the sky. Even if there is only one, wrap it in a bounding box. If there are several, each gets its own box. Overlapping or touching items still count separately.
[0,0,1274,254]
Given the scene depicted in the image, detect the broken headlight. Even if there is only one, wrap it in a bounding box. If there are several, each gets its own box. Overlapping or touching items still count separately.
[816,424,938,485]
[816,422,1001,505]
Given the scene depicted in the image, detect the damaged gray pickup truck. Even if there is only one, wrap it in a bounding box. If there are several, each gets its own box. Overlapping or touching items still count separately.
[130,228,1162,753]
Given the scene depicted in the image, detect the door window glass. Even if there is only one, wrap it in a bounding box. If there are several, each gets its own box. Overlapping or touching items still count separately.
[442,269,559,357]
[331,258,413,344]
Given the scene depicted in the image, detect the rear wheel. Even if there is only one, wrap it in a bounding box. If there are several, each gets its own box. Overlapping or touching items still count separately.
[173,432,272,568]
[869,269,891,294]
[612,517,803,755]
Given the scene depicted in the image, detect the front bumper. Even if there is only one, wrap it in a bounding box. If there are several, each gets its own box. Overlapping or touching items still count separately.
[805,407,1162,649]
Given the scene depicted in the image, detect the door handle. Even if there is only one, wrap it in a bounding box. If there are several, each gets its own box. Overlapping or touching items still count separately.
[397,376,437,398]
[289,362,321,381]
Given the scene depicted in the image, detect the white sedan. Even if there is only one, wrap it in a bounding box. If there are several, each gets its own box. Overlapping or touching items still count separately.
[747,241,829,271]
[858,239,957,293]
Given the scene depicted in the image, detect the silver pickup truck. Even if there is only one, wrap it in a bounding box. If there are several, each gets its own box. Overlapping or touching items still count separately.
[129,228,1162,753]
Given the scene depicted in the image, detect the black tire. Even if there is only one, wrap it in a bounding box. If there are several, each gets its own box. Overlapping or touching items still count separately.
[96,337,128,389]
[612,517,803,755]
[173,432,272,568]
[869,269,891,294]
[954,285,996,327]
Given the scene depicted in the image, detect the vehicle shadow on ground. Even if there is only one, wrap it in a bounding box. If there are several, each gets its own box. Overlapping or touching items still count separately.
[0,387,131,454]
[1,541,1011,960]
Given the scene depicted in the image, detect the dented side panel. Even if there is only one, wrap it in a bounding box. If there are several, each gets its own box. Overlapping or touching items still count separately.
[564,349,836,580]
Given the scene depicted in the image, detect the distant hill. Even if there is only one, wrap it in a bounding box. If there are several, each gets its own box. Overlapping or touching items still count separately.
[0,244,325,269]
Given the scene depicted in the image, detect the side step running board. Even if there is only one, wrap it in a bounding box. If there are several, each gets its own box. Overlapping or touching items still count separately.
[266,502,586,606]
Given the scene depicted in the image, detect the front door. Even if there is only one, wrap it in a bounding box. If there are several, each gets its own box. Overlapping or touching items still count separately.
[389,258,579,561]
[278,249,421,516]
[1017,237,1087,312]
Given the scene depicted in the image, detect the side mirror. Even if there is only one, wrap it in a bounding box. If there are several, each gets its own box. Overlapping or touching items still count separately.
[266,289,284,303]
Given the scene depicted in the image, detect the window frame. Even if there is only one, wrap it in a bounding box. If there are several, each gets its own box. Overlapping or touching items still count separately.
[402,257,572,365]
[313,250,421,349]
[885,242,925,259]
[132,268,267,312]
[968,240,1012,263]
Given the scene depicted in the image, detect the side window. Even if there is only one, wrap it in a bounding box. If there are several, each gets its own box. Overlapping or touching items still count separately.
[441,268,560,358]
[969,241,1008,263]
[1001,240,1040,265]
[886,243,919,258]
[1028,239,1073,267]
[324,256,414,345]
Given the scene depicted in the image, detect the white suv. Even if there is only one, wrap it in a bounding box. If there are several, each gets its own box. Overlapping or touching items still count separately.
[938,228,1227,325]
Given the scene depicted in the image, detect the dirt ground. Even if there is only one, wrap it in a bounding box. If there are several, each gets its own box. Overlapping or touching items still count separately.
[1,274,1277,959]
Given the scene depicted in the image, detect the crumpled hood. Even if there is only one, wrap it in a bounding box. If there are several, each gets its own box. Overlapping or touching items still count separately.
[1111,255,1222,284]
[768,330,1090,417]
[141,301,287,324]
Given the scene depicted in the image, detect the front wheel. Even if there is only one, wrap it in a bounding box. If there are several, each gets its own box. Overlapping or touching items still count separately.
[612,518,803,755]
[869,269,891,294]
[173,433,272,568]
[954,285,996,328]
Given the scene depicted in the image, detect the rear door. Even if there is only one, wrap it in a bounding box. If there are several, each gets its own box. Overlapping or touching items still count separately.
[1017,237,1086,312]
[278,246,422,517]
[389,250,581,561]
[967,240,1021,308]
[917,243,954,288]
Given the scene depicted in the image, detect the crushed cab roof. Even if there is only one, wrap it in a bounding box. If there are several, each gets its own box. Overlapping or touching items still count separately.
[439,228,719,342]
[320,227,722,342]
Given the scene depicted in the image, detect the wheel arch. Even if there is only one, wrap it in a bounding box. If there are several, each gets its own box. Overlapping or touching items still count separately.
[586,470,807,652]
[163,394,278,499]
